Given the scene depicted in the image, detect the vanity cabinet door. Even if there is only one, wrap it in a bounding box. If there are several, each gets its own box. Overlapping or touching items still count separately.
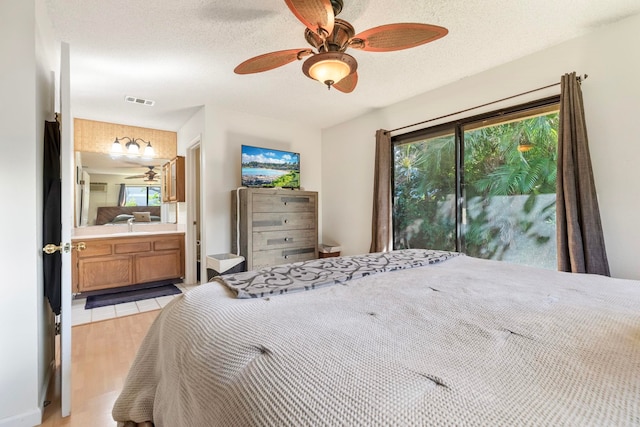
[134,236,184,283]
[76,256,133,293]
[170,159,178,200]
[162,162,171,203]
[162,156,185,203]
[135,250,182,283]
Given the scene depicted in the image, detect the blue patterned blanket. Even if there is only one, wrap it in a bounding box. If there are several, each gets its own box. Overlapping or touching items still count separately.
[213,249,460,298]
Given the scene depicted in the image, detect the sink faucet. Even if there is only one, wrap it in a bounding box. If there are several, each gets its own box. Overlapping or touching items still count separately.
[127,217,135,232]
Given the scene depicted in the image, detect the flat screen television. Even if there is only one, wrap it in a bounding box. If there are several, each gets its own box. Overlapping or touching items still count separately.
[241,145,300,189]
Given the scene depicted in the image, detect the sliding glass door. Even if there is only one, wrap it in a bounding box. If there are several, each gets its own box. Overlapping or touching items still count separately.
[393,126,457,251]
[393,98,559,269]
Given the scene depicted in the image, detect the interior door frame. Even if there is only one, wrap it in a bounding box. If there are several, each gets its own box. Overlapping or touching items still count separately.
[186,136,202,284]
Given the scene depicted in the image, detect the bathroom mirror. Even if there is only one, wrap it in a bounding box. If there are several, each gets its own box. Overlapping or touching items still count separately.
[75,152,170,227]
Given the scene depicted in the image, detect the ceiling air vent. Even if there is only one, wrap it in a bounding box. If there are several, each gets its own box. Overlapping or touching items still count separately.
[124,95,155,106]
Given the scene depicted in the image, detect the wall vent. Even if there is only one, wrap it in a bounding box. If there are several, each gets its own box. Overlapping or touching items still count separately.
[90,182,108,192]
[124,95,155,106]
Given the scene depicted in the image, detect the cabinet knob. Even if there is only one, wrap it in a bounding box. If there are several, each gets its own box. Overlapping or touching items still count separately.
[283,219,288,224]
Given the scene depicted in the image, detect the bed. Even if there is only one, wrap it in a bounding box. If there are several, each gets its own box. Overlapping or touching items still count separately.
[95,206,161,225]
[113,249,640,426]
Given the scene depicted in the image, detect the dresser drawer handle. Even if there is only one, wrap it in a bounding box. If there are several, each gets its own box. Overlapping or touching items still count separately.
[283,219,288,224]
[284,237,290,242]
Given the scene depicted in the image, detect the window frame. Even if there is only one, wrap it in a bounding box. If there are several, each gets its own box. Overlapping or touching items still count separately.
[124,185,161,207]
[391,95,560,255]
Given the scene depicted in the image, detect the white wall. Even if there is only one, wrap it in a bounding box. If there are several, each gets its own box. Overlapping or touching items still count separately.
[177,106,205,283]
[199,107,322,261]
[0,0,56,425]
[177,106,205,225]
[322,12,640,281]
[34,0,57,418]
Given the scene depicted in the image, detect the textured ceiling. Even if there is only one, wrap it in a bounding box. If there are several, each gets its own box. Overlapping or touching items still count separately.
[44,0,640,131]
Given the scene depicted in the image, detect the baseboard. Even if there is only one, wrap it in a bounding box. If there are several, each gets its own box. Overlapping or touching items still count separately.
[0,359,54,427]
[0,408,42,427]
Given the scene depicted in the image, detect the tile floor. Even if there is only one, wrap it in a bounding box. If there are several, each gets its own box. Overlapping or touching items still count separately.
[71,283,199,326]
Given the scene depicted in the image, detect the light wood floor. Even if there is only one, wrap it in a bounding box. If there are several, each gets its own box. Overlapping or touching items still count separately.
[39,310,159,427]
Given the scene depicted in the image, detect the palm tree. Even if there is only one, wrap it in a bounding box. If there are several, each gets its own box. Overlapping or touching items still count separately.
[467,114,558,197]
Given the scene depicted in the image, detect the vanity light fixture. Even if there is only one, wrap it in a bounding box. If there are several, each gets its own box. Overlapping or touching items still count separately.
[111,137,155,159]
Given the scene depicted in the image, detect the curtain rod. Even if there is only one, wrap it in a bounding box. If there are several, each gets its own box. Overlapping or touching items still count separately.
[387,74,588,135]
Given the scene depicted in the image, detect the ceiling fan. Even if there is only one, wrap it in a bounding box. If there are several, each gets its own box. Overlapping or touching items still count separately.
[125,166,159,182]
[234,0,448,93]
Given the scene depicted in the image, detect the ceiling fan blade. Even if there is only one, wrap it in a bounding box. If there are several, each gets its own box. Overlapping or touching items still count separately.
[333,72,358,93]
[351,23,448,52]
[234,49,311,74]
[125,166,159,180]
[284,0,334,36]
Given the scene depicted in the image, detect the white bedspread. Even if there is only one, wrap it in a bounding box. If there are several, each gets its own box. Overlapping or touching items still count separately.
[113,254,640,426]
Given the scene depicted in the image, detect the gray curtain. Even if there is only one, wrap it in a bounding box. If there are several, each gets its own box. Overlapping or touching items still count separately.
[369,129,393,253]
[556,72,610,276]
[118,183,126,206]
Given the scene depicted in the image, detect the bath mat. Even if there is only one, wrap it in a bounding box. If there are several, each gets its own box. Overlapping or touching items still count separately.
[85,284,182,309]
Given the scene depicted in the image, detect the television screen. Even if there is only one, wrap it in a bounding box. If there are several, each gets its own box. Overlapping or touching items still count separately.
[241,145,300,189]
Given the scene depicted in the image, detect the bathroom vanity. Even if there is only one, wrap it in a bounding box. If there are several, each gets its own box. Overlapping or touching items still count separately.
[71,231,184,293]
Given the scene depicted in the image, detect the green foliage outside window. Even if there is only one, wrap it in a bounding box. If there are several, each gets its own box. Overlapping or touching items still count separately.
[124,186,161,207]
[393,111,559,269]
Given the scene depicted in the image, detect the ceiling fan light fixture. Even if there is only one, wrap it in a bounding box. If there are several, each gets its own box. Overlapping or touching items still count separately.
[302,52,357,88]
[235,1,447,92]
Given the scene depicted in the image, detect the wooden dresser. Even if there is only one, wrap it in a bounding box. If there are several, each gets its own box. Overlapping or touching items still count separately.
[71,232,185,293]
[232,188,318,270]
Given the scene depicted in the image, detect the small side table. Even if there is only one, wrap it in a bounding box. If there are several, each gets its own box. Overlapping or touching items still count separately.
[319,243,341,259]
[319,251,340,258]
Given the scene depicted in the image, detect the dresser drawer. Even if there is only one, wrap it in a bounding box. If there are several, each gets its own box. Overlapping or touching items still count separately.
[252,193,315,213]
[252,230,317,251]
[252,212,316,232]
[252,247,317,270]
